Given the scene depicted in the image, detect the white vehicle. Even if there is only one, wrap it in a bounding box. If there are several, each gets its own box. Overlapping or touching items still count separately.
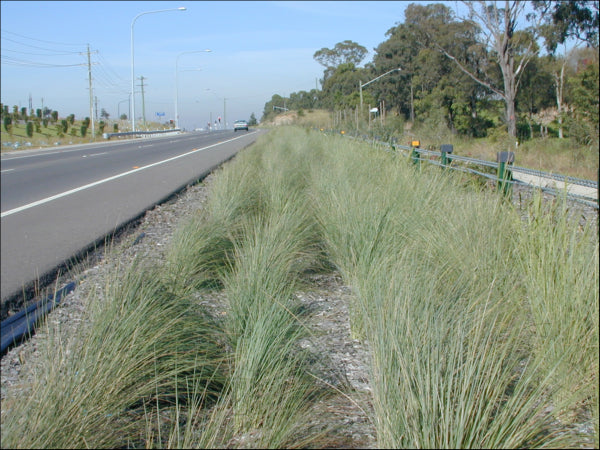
[234,120,249,131]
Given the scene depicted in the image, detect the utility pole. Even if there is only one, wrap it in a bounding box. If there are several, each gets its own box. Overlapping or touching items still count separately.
[94,96,98,122]
[86,44,95,140]
[138,76,147,128]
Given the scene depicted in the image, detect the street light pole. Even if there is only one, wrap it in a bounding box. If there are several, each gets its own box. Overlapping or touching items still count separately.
[118,97,129,120]
[205,88,227,129]
[175,49,211,130]
[359,67,402,115]
[359,80,363,114]
[131,6,186,133]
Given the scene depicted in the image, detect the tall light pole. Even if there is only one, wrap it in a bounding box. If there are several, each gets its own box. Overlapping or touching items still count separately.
[175,49,211,129]
[205,88,227,129]
[131,6,186,133]
[359,67,402,115]
[118,95,130,121]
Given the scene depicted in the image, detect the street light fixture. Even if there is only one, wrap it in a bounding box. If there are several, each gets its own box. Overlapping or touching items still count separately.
[175,49,211,129]
[131,6,186,133]
[359,67,402,114]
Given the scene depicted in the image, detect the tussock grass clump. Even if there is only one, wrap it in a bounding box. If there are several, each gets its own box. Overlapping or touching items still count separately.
[361,254,559,448]
[218,136,333,447]
[166,215,236,293]
[1,261,227,449]
[518,192,599,437]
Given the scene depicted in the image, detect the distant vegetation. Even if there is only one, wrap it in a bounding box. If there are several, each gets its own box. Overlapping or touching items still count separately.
[262,109,599,181]
[2,127,597,448]
[262,2,599,156]
[0,104,172,151]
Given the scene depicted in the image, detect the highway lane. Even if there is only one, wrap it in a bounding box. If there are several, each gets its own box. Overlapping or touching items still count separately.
[1,130,236,212]
[1,129,265,304]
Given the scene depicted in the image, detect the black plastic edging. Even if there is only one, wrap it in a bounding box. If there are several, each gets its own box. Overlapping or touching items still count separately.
[1,281,76,355]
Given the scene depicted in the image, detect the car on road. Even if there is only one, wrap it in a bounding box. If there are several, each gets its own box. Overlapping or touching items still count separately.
[234,120,249,132]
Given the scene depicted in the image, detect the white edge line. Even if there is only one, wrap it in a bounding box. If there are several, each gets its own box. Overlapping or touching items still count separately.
[1,133,254,218]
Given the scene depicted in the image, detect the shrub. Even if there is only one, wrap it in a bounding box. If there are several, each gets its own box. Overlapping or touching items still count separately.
[26,121,34,137]
[3,116,12,133]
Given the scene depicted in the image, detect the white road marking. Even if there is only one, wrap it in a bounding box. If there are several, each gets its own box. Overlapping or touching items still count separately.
[1,168,15,173]
[1,133,255,218]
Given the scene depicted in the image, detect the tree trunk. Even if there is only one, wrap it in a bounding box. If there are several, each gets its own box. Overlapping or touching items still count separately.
[505,92,517,138]
[410,80,415,122]
[497,22,518,139]
[555,62,565,139]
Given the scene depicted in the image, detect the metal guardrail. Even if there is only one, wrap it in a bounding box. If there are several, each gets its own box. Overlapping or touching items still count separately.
[323,129,598,209]
[102,128,181,139]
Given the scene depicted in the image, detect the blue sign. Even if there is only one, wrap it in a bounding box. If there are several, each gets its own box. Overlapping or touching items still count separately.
[156,112,165,117]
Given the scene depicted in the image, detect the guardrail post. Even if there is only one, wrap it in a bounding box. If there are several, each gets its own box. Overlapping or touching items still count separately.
[440,144,453,169]
[411,140,421,167]
[496,151,515,197]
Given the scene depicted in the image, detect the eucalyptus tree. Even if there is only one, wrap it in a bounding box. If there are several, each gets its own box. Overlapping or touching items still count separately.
[567,47,599,145]
[313,40,368,85]
[534,0,599,138]
[373,3,493,136]
[516,54,556,138]
[313,40,368,69]
[372,22,420,121]
[535,0,599,50]
[413,1,543,140]
[320,63,369,110]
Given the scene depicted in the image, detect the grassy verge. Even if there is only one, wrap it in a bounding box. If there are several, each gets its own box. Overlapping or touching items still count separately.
[264,110,599,181]
[0,120,170,150]
[1,125,597,448]
[308,127,598,448]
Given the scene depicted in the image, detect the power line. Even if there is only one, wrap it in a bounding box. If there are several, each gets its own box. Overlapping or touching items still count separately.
[0,55,86,68]
[2,47,82,56]
[1,36,83,54]
[95,50,127,84]
[1,29,85,47]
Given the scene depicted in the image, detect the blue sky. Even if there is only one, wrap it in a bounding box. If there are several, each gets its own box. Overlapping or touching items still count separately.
[1,1,463,130]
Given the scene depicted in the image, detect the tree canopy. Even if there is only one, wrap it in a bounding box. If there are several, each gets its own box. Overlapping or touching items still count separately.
[263,1,599,145]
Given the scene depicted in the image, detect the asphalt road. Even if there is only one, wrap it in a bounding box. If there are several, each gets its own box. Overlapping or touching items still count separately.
[1,129,264,304]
